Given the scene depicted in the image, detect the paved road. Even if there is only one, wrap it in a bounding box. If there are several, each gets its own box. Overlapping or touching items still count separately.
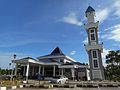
[14,87,120,90]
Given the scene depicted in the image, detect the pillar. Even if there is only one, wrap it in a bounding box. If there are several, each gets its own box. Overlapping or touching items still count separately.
[61,68,63,76]
[11,63,14,81]
[53,65,55,77]
[59,68,60,75]
[38,65,41,74]
[23,65,26,76]
[14,63,17,76]
[42,66,44,76]
[71,68,75,80]
[86,68,90,80]
[26,63,29,81]
[32,66,34,76]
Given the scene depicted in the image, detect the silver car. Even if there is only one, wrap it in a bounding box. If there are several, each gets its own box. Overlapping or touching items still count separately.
[51,75,68,84]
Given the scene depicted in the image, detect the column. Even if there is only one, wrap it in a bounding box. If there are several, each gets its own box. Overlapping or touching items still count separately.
[32,66,34,76]
[42,66,44,76]
[53,65,55,77]
[71,68,75,80]
[14,63,17,76]
[11,63,14,81]
[59,68,60,75]
[26,63,29,81]
[38,65,41,74]
[61,68,63,76]
[86,68,90,80]
[23,66,26,76]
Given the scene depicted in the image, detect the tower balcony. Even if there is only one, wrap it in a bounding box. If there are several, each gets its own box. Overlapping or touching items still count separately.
[84,43,103,52]
[84,21,99,30]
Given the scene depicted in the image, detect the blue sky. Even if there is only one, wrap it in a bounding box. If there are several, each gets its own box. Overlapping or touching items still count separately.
[0,0,120,68]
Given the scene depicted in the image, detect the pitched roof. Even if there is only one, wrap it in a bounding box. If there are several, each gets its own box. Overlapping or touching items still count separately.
[85,6,95,13]
[50,46,64,55]
[62,62,85,65]
[37,46,65,59]
[20,57,37,61]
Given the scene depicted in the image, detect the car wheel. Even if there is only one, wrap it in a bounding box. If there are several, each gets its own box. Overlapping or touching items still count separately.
[58,81,61,84]
[65,80,68,84]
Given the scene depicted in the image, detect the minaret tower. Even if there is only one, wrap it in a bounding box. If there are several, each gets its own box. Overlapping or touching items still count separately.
[84,6,105,80]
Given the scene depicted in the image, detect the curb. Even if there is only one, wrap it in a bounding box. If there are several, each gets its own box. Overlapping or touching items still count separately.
[18,83,120,89]
[0,87,6,90]
[0,85,23,90]
[19,85,23,88]
[11,86,17,89]
[43,84,53,88]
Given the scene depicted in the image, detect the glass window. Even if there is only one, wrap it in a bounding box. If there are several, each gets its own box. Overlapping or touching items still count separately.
[91,34,95,40]
[92,50,97,58]
[90,30,94,33]
[93,60,98,68]
[90,29,95,40]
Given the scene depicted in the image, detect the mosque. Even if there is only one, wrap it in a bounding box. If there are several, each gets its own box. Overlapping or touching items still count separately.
[12,46,90,81]
[12,6,104,81]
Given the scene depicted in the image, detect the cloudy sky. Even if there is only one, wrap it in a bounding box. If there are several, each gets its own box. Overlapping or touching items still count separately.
[0,0,120,68]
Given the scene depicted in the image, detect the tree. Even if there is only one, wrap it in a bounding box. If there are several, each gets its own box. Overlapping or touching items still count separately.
[105,50,120,81]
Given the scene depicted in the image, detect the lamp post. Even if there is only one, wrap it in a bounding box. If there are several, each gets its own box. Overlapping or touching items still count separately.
[9,63,11,75]
[11,54,16,82]
[13,54,16,60]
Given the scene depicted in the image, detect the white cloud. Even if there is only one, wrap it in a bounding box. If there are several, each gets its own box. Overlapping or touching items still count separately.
[102,48,110,59]
[95,0,120,21]
[113,0,120,17]
[95,8,109,23]
[61,12,82,26]
[70,51,76,55]
[82,37,88,44]
[102,48,111,66]
[102,24,120,42]
[105,0,120,18]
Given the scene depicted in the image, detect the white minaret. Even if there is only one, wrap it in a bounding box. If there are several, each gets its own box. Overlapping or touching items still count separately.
[84,6,105,80]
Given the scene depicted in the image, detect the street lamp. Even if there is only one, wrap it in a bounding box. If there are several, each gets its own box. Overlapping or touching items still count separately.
[13,54,16,59]
[11,54,17,82]
[9,63,11,75]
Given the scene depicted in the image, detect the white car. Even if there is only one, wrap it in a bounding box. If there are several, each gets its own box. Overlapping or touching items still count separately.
[50,75,68,84]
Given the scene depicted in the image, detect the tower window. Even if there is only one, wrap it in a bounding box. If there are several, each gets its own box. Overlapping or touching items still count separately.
[92,50,97,58]
[93,60,99,68]
[91,34,95,40]
[90,30,95,40]
[90,30,94,33]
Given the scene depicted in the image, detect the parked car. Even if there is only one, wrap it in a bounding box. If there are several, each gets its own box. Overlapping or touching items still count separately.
[48,75,68,84]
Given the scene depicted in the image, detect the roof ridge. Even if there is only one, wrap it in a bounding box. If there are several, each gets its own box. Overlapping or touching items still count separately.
[85,6,95,13]
[50,46,64,55]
